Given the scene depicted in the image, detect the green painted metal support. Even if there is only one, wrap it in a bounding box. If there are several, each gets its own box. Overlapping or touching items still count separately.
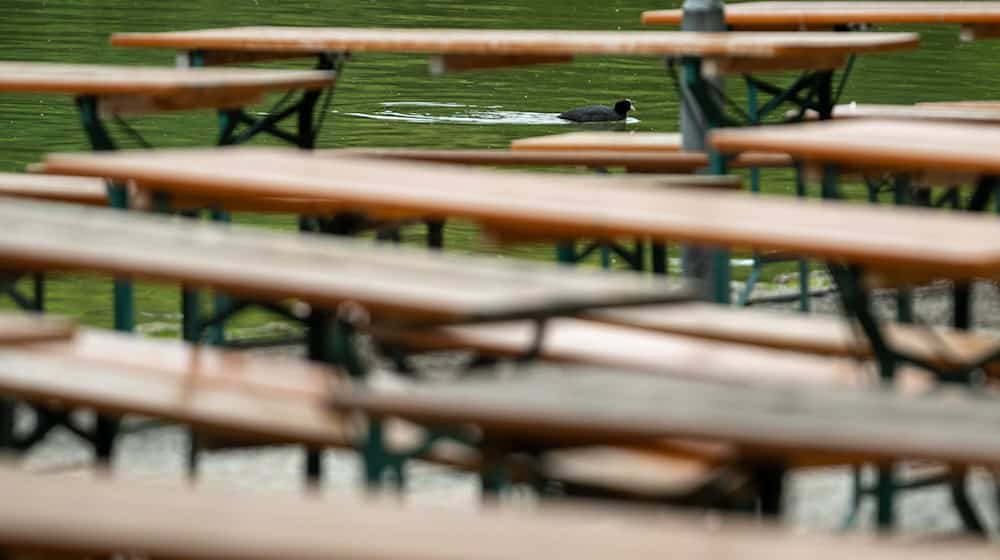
[875,465,896,531]
[76,95,134,334]
[892,176,914,324]
[555,242,576,265]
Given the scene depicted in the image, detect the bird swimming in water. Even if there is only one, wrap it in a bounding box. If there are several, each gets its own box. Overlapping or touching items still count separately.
[558,99,635,122]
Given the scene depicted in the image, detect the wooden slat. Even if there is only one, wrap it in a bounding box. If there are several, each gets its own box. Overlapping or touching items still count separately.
[333,148,755,180]
[916,100,1000,111]
[10,330,345,447]
[0,62,332,97]
[509,132,792,168]
[374,318,868,386]
[710,118,1000,176]
[812,103,1000,123]
[0,173,107,206]
[109,27,919,61]
[588,302,1000,376]
[0,467,994,560]
[0,197,684,325]
[642,2,1000,29]
[429,53,573,74]
[0,313,75,345]
[330,363,1000,467]
[512,131,683,151]
[41,146,1000,280]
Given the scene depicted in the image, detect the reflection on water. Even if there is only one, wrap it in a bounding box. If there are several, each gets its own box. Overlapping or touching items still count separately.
[345,101,639,125]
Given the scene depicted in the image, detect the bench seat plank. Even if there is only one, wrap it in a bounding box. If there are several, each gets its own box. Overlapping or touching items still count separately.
[336,148,765,179]
[8,330,345,448]
[42,146,1000,280]
[1,466,993,560]
[0,313,76,345]
[376,318,867,386]
[821,103,1000,123]
[589,302,1000,376]
[331,363,1000,467]
[0,198,683,325]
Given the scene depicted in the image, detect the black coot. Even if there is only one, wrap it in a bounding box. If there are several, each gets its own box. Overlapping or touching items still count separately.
[558,99,635,122]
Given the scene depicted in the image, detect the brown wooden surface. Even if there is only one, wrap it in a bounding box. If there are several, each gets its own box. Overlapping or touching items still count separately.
[710,118,1000,177]
[109,27,919,63]
[330,362,1000,467]
[512,131,683,151]
[642,1,1000,29]
[1,467,994,560]
[509,132,792,168]
[334,148,771,177]
[12,329,346,447]
[42,146,1000,280]
[0,173,107,206]
[375,318,868,386]
[0,313,76,345]
[589,302,1000,376]
[917,100,1000,111]
[818,103,1000,123]
[0,197,684,325]
[0,61,332,96]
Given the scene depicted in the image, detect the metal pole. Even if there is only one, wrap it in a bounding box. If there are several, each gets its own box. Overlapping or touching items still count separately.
[680,0,729,302]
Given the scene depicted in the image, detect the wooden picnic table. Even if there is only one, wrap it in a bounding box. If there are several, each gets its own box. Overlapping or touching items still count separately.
[0,197,684,327]
[41,146,1000,281]
[642,1,1000,40]
[0,61,333,115]
[109,26,919,75]
[2,466,994,560]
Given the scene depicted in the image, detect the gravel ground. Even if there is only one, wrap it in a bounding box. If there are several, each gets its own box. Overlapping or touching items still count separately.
[10,275,1000,537]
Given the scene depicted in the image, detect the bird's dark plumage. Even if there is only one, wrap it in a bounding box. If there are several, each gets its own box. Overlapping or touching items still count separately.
[558,99,635,122]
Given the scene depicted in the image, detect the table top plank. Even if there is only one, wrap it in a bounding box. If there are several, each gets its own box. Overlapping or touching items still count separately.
[0,197,684,325]
[331,364,1000,468]
[109,26,918,60]
[710,118,1000,176]
[1,466,993,560]
[42,146,1000,280]
[643,1,1000,28]
[0,61,333,96]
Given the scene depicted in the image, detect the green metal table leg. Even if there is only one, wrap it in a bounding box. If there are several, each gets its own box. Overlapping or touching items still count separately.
[892,176,913,324]
[555,242,576,265]
[875,464,896,531]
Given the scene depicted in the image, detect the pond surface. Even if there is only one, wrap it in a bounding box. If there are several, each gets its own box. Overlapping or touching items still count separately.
[0,0,998,329]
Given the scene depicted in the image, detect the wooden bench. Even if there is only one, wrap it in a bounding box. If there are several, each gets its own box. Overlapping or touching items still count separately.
[109,26,919,76]
[641,1,1000,41]
[507,131,793,170]
[335,148,768,178]
[1,466,993,560]
[378,302,1000,380]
